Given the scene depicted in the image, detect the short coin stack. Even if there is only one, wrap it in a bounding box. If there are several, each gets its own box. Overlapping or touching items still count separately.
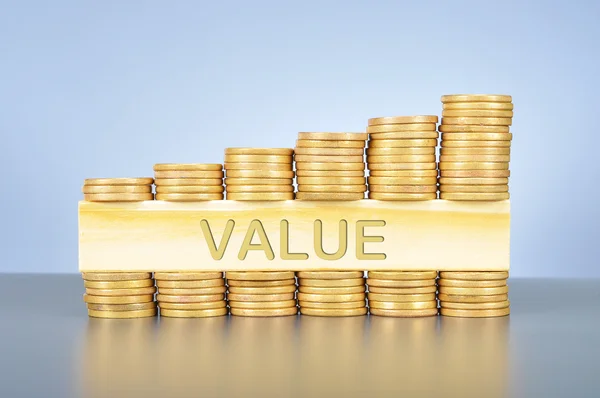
[224,148,295,200]
[295,133,367,201]
[438,95,513,201]
[153,164,224,201]
[366,116,439,201]
[296,271,367,317]
[82,272,157,318]
[367,271,438,317]
[82,178,154,202]
[155,272,228,318]
[226,271,298,317]
[438,271,510,317]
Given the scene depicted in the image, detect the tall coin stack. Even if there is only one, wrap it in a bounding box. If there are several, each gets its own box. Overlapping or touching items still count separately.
[226,271,298,317]
[438,95,513,201]
[153,164,224,201]
[296,271,367,317]
[366,271,438,317]
[438,271,510,317]
[155,272,228,318]
[295,132,367,201]
[366,116,439,200]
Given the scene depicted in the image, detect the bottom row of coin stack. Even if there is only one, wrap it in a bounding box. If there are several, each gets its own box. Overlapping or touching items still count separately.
[155,272,228,317]
[226,271,298,317]
[367,271,439,317]
[297,271,368,316]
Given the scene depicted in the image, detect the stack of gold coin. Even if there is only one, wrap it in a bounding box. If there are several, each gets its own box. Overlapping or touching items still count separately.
[155,272,228,318]
[226,271,298,317]
[295,133,367,201]
[438,95,513,201]
[82,272,157,318]
[223,148,295,200]
[438,271,510,317]
[296,271,367,317]
[153,164,224,201]
[366,116,439,201]
[367,271,438,317]
[82,178,154,202]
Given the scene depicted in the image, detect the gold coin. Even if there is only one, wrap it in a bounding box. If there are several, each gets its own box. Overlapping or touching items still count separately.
[228,285,297,295]
[224,148,294,156]
[298,300,366,309]
[370,308,438,317]
[366,147,435,156]
[85,286,157,296]
[88,308,157,318]
[298,278,364,287]
[153,163,222,171]
[439,162,509,170]
[442,140,511,148]
[224,154,293,163]
[300,307,367,317]
[298,184,366,193]
[154,272,223,280]
[438,286,509,295]
[297,176,366,185]
[440,192,510,201]
[368,192,437,201]
[160,308,228,318]
[224,162,292,171]
[296,169,365,177]
[368,285,437,294]
[295,162,365,170]
[226,271,295,280]
[155,193,224,201]
[369,301,437,310]
[156,279,224,289]
[293,147,365,156]
[440,307,510,317]
[158,301,226,310]
[443,101,513,110]
[296,271,364,279]
[442,110,513,118]
[225,169,295,178]
[368,185,437,193]
[368,176,438,185]
[367,271,438,280]
[230,307,297,317]
[367,293,436,302]
[83,294,155,304]
[369,131,439,140]
[156,293,225,303]
[440,300,510,310]
[155,185,224,193]
[438,177,509,185]
[228,300,297,309]
[439,124,510,133]
[440,147,510,155]
[437,293,508,303]
[158,286,227,295]
[441,94,512,103]
[367,279,436,288]
[154,170,224,179]
[226,192,294,201]
[84,279,154,289]
[440,170,510,178]
[367,124,437,133]
[296,192,364,201]
[368,162,436,170]
[367,154,436,163]
[367,138,438,148]
[368,169,438,177]
[297,293,366,302]
[440,154,510,162]
[438,279,506,288]
[224,177,293,185]
[298,285,365,294]
[227,278,295,287]
[84,178,153,186]
[439,185,508,193]
[296,139,365,148]
[82,272,152,281]
[227,293,295,302]
[439,271,509,280]
[368,115,438,125]
[226,185,294,193]
[82,185,152,194]
[441,133,512,142]
[297,132,367,141]
[154,178,223,186]
[84,193,154,202]
[294,154,364,163]
[87,302,157,311]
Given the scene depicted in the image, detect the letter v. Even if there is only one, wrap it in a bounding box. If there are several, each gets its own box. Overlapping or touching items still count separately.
[200,219,235,260]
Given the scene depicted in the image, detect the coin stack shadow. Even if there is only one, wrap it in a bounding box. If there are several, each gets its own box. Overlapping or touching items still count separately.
[81,178,157,318]
[438,271,510,317]
[226,271,298,317]
[438,94,513,201]
[365,116,439,200]
[153,164,224,201]
[155,272,228,318]
[294,132,368,201]
[366,271,438,317]
[297,271,367,317]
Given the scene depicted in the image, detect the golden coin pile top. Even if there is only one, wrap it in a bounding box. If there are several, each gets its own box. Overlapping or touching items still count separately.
[226,271,298,317]
[296,271,367,316]
[153,163,224,201]
[367,271,439,317]
[82,178,154,202]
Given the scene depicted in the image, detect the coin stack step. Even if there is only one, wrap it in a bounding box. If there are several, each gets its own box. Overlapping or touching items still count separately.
[297,271,367,317]
[226,271,298,317]
[153,164,224,201]
[295,132,367,201]
[438,271,510,317]
[367,271,438,317]
[82,272,157,318]
[366,116,439,201]
[438,95,513,201]
[155,272,228,317]
[82,178,154,202]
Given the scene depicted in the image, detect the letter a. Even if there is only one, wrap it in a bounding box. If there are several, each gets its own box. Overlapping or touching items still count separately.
[238,220,275,260]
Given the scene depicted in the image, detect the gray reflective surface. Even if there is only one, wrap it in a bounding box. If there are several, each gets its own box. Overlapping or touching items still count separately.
[0,275,599,398]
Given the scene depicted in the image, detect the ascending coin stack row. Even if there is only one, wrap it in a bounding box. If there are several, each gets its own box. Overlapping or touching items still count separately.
[82,272,157,318]
[226,271,298,317]
[438,271,510,317]
[297,271,368,316]
[438,94,513,201]
[155,272,228,318]
[367,271,438,317]
[295,132,367,201]
[366,116,439,200]
[153,164,224,201]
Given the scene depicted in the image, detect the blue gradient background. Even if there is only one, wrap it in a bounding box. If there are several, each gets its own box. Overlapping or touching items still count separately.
[0,0,598,276]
